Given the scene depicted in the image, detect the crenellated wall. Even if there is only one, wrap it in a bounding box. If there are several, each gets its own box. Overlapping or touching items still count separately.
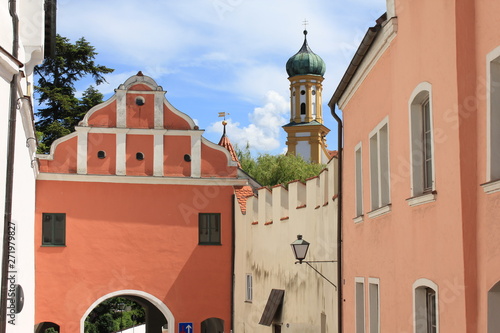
[234,157,339,332]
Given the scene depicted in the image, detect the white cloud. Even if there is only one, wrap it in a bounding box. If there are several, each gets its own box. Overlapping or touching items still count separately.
[54,0,387,154]
[207,90,288,153]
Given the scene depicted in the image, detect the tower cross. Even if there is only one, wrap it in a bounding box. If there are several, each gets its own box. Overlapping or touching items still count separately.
[303,19,308,30]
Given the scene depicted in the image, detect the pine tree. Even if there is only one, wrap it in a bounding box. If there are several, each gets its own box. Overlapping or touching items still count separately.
[35,34,113,153]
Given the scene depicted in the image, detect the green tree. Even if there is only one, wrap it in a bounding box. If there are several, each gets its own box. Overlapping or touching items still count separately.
[237,147,325,187]
[95,313,118,333]
[85,297,145,332]
[35,34,113,153]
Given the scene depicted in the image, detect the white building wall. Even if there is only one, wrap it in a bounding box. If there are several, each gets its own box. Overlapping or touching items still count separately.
[234,157,339,332]
[0,0,45,331]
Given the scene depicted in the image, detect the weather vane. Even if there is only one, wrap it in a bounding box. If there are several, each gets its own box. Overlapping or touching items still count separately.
[218,112,230,120]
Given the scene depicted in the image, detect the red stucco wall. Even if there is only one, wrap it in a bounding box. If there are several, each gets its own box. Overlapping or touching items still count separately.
[35,180,235,331]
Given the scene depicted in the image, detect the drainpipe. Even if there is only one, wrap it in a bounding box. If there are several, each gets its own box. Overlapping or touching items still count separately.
[330,104,343,333]
[0,1,19,332]
[231,194,235,333]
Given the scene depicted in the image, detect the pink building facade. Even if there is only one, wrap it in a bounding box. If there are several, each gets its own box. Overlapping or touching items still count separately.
[330,0,500,332]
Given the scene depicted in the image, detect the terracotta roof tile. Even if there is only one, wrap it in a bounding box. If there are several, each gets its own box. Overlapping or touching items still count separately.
[234,185,254,213]
[218,130,241,168]
[328,150,338,158]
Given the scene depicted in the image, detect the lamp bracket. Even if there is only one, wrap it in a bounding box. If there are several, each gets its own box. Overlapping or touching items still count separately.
[295,260,337,264]
[296,261,337,290]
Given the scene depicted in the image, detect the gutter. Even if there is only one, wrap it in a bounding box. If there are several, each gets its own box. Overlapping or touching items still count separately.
[330,106,343,333]
[328,13,386,333]
[0,1,19,332]
[231,194,235,333]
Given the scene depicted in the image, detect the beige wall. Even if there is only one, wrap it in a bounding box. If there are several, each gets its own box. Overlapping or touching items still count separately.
[234,158,338,332]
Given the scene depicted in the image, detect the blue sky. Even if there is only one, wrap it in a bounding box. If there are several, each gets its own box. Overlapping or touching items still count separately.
[56,0,386,155]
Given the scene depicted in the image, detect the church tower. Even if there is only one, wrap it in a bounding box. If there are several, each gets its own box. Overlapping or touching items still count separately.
[283,29,330,164]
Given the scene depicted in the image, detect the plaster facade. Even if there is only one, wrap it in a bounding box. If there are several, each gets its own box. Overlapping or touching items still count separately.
[333,0,500,331]
[35,74,247,332]
[233,158,338,332]
[0,1,48,331]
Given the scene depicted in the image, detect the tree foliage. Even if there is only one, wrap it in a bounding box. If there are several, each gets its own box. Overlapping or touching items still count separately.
[35,34,113,153]
[84,297,145,333]
[237,147,325,187]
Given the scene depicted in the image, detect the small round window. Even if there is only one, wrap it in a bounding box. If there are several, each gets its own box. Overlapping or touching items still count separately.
[97,151,106,159]
[135,97,145,106]
[312,90,316,95]
[136,152,144,160]
[300,90,306,95]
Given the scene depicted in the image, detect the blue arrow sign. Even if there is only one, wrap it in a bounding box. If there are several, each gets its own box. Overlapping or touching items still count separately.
[179,322,193,333]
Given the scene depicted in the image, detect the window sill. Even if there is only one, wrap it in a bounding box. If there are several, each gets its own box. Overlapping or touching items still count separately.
[353,215,364,223]
[406,191,437,207]
[481,179,500,194]
[367,204,391,219]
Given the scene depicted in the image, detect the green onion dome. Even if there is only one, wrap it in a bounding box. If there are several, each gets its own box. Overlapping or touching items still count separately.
[286,30,326,77]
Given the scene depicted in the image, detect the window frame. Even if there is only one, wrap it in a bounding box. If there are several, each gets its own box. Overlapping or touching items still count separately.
[354,142,364,222]
[198,213,221,245]
[486,46,500,191]
[408,82,436,205]
[42,213,66,246]
[426,288,437,333]
[368,117,391,216]
[413,278,439,333]
[368,278,380,333]
[245,273,253,302]
[355,277,365,333]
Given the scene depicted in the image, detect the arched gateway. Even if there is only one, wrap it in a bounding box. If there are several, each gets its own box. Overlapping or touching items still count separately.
[81,290,174,333]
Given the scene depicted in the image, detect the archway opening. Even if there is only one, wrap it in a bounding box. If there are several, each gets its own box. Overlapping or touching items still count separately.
[84,296,145,332]
[84,295,168,333]
[201,317,224,333]
[34,322,60,333]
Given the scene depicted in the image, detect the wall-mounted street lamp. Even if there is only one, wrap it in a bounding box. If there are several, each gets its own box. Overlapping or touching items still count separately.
[290,235,337,289]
